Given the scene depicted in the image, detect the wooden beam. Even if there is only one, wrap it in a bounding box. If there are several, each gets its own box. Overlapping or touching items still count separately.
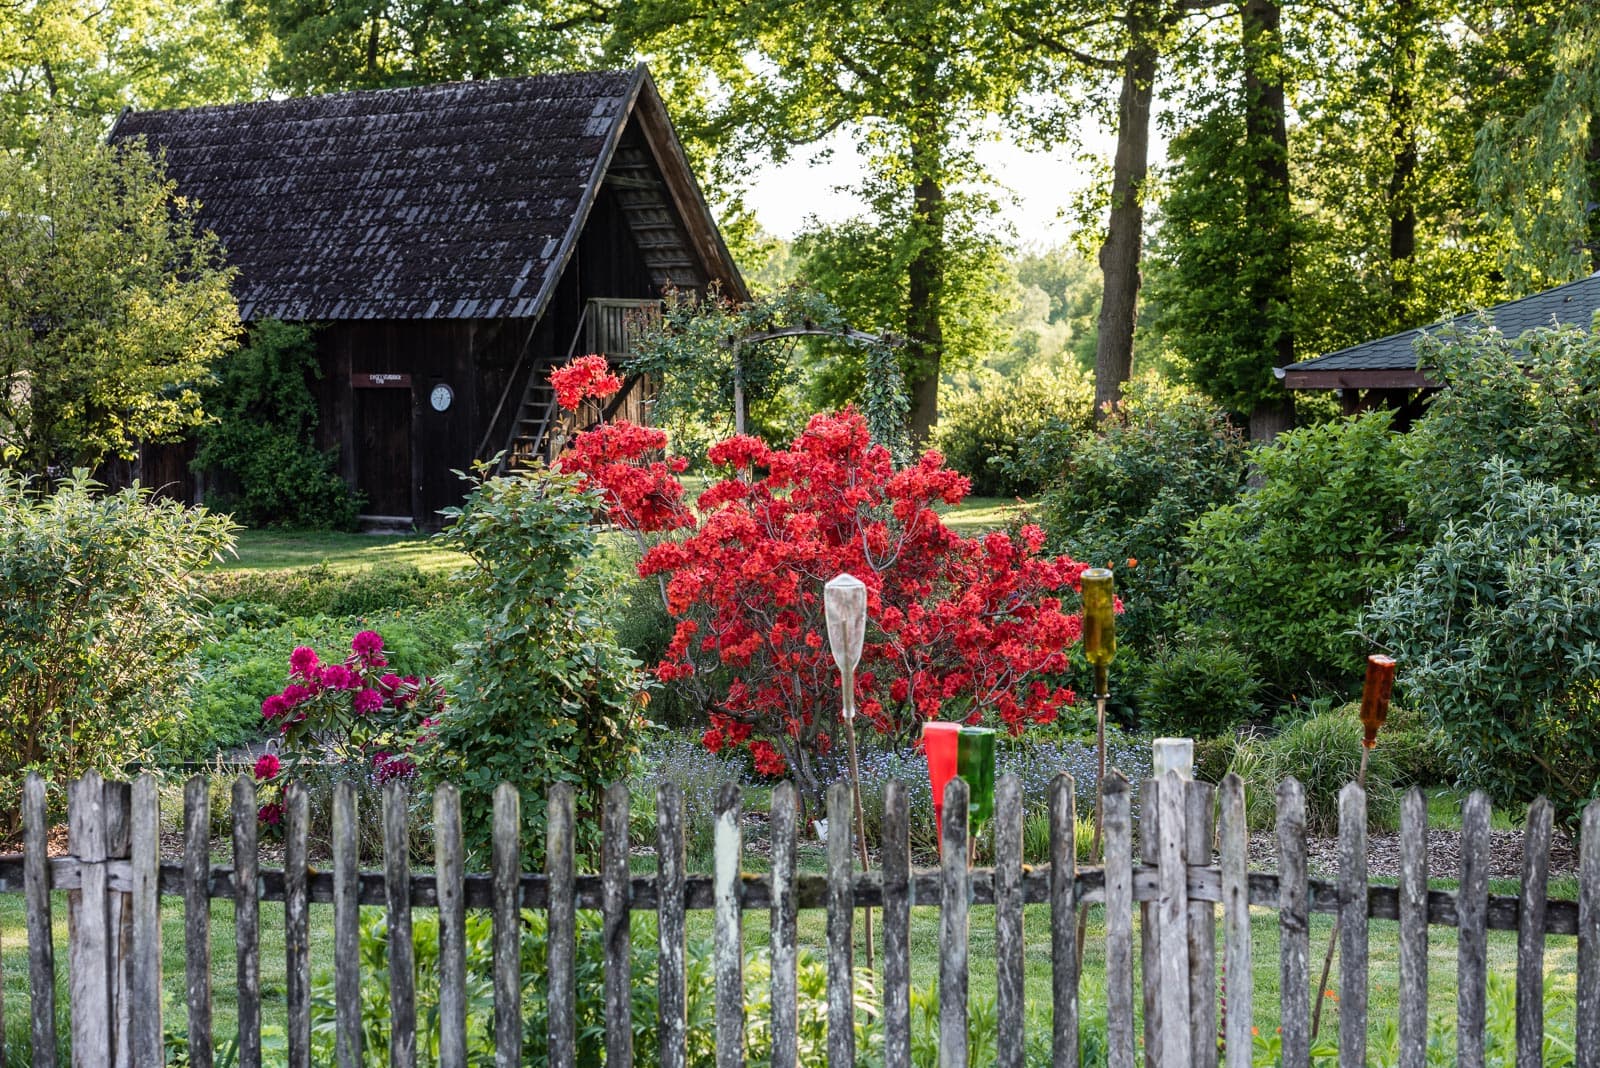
[1281,368,1436,390]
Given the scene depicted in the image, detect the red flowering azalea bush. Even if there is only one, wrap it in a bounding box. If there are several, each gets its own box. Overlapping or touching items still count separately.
[552,356,1094,798]
[254,628,446,825]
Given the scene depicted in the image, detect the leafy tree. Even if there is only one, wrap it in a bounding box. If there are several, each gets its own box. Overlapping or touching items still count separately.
[193,320,362,529]
[0,123,239,477]
[0,0,270,148]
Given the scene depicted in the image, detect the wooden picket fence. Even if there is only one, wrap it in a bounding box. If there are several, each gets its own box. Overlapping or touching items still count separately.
[3,767,1598,1068]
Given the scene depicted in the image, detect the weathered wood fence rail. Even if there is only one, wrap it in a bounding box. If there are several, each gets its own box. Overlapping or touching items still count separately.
[5,768,1598,1068]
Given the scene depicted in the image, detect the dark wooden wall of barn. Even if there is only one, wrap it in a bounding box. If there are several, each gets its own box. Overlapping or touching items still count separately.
[310,186,664,528]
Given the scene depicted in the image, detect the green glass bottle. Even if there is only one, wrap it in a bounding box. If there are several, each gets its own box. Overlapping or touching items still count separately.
[957,727,997,826]
[1081,567,1116,697]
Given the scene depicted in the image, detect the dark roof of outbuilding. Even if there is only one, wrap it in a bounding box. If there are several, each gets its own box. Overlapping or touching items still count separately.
[1282,272,1600,388]
[111,65,744,322]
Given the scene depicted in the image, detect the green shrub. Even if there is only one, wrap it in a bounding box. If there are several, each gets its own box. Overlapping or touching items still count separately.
[1136,630,1263,738]
[1035,379,1249,651]
[934,367,1094,496]
[200,563,454,618]
[1363,463,1600,829]
[1233,705,1400,834]
[0,472,234,831]
[1380,703,1450,789]
[168,604,473,762]
[616,577,700,729]
[424,465,648,865]
[193,320,362,529]
[1406,317,1600,537]
[1186,410,1416,695]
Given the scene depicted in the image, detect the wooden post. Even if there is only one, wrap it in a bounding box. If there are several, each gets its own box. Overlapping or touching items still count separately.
[24,773,59,1068]
[1218,775,1251,1068]
[714,783,744,1068]
[658,783,689,1068]
[68,772,133,1068]
[1276,779,1309,1068]
[1103,772,1135,1068]
[1337,783,1369,1068]
[1398,788,1428,1068]
[1050,774,1079,1068]
[1516,798,1553,1068]
[1185,780,1217,1068]
[940,777,970,1068]
[232,775,262,1068]
[603,784,633,1068]
[1156,771,1191,1068]
[332,781,360,1068]
[826,781,856,1066]
[1579,799,1600,1068]
[185,774,215,1068]
[384,781,416,1068]
[769,782,799,1068]
[544,783,572,1068]
[130,774,163,1068]
[1458,792,1492,1068]
[883,780,912,1068]
[995,774,1025,1068]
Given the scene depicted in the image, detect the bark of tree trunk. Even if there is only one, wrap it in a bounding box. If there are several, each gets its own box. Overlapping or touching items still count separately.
[905,150,946,445]
[1387,0,1419,328]
[1093,15,1159,419]
[1242,0,1296,439]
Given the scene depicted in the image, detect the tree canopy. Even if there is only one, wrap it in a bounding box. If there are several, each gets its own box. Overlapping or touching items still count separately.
[0,123,239,475]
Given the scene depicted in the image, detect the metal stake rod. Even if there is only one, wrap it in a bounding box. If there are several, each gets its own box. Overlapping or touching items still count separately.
[825,574,874,969]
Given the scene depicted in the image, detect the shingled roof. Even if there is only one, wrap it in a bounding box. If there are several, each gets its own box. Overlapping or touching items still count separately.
[111,65,744,322]
[1281,272,1600,390]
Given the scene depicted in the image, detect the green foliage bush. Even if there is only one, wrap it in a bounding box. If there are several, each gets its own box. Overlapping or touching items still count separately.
[200,563,454,620]
[1364,463,1600,828]
[0,472,234,830]
[424,465,648,864]
[1135,630,1263,738]
[933,367,1093,496]
[1232,705,1399,834]
[193,320,361,529]
[169,604,473,762]
[1406,318,1600,536]
[1186,410,1416,695]
[1035,380,1249,652]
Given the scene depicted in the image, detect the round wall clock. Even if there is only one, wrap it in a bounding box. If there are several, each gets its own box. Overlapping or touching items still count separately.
[429,383,454,412]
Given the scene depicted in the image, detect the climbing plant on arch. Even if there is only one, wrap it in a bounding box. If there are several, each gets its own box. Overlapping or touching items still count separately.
[625,283,908,459]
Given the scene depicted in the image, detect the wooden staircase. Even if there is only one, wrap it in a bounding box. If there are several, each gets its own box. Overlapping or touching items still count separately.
[503,368,564,472]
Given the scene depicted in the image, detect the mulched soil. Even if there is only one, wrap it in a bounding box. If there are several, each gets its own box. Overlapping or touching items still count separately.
[1246,828,1577,881]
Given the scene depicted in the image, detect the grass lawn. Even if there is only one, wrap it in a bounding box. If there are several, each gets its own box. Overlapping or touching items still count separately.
[0,877,1568,1060]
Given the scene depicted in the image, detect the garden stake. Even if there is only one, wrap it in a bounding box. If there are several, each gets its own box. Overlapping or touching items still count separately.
[825,573,874,969]
[1075,567,1116,971]
[1310,654,1396,1040]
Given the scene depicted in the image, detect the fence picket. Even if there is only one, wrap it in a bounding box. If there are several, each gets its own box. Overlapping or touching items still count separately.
[333,781,361,1068]
[604,783,634,1068]
[827,781,856,1067]
[1579,799,1600,1068]
[1186,781,1216,1068]
[1050,774,1078,1068]
[1517,798,1553,1068]
[659,782,689,1068]
[714,783,744,1068]
[544,783,571,1068]
[883,780,912,1068]
[1338,783,1369,1068]
[1156,772,1191,1068]
[232,775,262,1068]
[23,773,58,1068]
[1219,775,1250,1068]
[1458,791,1492,1068]
[1398,789,1428,1068]
[1140,778,1160,1068]
[68,773,111,1068]
[1276,778,1309,1068]
[285,781,311,1068]
[1104,772,1135,1068]
[185,774,215,1068]
[995,774,1025,1068]
[130,773,162,1068]
[435,784,467,1068]
[384,782,416,1068]
[768,783,799,1068]
[940,777,970,1068]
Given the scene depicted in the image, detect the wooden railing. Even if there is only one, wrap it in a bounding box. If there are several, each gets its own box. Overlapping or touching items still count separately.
[6,769,1597,1068]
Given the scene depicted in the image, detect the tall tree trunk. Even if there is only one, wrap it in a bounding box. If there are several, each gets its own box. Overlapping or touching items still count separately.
[1242,0,1296,439]
[905,139,946,445]
[1387,0,1419,328]
[1093,9,1159,419]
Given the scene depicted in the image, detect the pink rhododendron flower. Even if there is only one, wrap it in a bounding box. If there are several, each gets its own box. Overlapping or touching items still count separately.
[318,664,360,690]
[258,803,284,826]
[261,694,288,720]
[353,688,383,715]
[289,646,320,680]
[351,630,386,667]
[254,754,280,781]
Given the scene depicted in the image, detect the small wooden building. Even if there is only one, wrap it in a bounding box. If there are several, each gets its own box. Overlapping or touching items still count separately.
[1278,272,1600,427]
[113,64,746,528]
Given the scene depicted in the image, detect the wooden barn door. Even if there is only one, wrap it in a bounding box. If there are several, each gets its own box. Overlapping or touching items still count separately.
[353,380,414,518]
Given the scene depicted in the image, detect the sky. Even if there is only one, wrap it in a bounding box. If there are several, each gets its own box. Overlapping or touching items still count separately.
[739,120,1153,246]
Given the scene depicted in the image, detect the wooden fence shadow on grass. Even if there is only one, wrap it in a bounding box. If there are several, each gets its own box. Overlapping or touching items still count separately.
[3,768,1598,1068]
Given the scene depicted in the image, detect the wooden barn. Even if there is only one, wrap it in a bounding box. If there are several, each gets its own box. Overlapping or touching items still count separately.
[111,64,746,528]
